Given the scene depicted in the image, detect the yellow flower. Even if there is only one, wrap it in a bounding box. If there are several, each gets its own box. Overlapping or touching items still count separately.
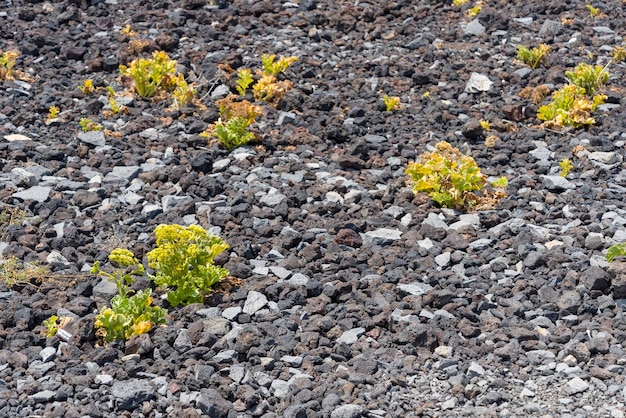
[108,248,138,267]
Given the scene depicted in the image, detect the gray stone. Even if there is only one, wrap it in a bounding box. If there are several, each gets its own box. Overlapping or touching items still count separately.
[210,84,231,99]
[28,390,56,402]
[467,361,486,378]
[92,278,118,302]
[364,134,386,144]
[397,282,433,296]
[9,168,38,187]
[197,388,234,417]
[213,349,237,363]
[269,266,291,279]
[78,130,106,147]
[277,111,296,125]
[287,273,309,286]
[565,377,589,394]
[222,306,242,320]
[161,195,193,213]
[585,232,605,250]
[364,228,402,245]
[540,175,575,191]
[103,166,140,187]
[513,67,533,79]
[280,355,303,367]
[331,404,364,418]
[259,188,286,207]
[464,19,486,36]
[270,379,289,398]
[435,252,451,267]
[243,291,268,315]
[39,347,56,363]
[337,327,365,345]
[464,73,493,93]
[94,374,114,385]
[539,19,562,37]
[589,151,618,165]
[173,329,192,352]
[526,350,556,365]
[12,186,51,203]
[111,379,155,410]
[422,212,448,230]
[593,26,614,34]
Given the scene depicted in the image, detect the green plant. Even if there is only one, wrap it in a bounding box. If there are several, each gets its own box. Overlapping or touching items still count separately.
[236,68,254,96]
[202,96,262,149]
[0,50,18,80]
[383,95,401,112]
[406,141,506,210]
[261,54,298,76]
[147,224,229,307]
[78,79,95,95]
[43,315,60,337]
[517,44,550,69]
[565,62,609,95]
[119,51,179,99]
[453,0,469,5]
[586,4,600,17]
[559,158,573,177]
[479,119,491,130]
[79,118,103,132]
[0,256,50,287]
[91,248,167,342]
[48,106,60,119]
[537,84,606,128]
[171,74,196,109]
[467,4,481,17]
[607,243,626,262]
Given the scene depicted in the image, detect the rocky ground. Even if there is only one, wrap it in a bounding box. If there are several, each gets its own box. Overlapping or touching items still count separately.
[1,0,626,417]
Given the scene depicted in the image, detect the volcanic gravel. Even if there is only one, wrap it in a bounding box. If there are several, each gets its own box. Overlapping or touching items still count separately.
[1,0,626,417]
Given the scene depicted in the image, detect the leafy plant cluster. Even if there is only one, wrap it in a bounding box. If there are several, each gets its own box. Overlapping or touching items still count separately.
[120,50,195,109]
[201,95,263,149]
[537,63,608,129]
[405,141,507,211]
[89,225,229,342]
[607,243,626,262]
[0,50,18,80]
[517,44,550,69]
[234,54,298,105]
[382,95,402,112]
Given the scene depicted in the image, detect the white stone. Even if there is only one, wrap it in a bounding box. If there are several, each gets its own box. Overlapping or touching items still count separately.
[243,291,268,315]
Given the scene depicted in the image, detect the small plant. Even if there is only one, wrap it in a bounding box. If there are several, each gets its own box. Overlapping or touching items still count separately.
[0,256,51,287]
[43,315,60,338]
[91,248,167,342]
[517,44,550,69]
[453,0,469,5]
[559,158,573,177]
[612,46,626,62]
[484,134,499,148]
[519,85,551,105]
[78,79,95,95]
[479,119,491,130]
[202,95,262,149]
[171,74,196,109]
[120,24,137,37]
[128,39,151,55]
[467,4,482,17]
[607,243,626,262]
[236,68,254,96]
[79,118,103,132]
[119,51,179,99]
[48,106,60,119]
[565,62,609,95]
[0,50,18,80]
[537,84,606,129]
[252,73,293,104]
[406,141,506,210]
[383,95,402,112]
[261,54,298,76]
[147,224,230,307]
[586,4,600,17]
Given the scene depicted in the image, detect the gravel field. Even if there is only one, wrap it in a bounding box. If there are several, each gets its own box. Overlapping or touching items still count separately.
[1,0,626,417]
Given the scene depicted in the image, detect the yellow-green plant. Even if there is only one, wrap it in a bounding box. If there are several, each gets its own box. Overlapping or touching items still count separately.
[479,119,491,130]
[612,46,626,62]
[586,4,600,17]
[383,95,401,112]
[0,50,18,80]
[453,0,469,5]
[261,54,298,76]
[517,44,550,69]
[48,106,60,119]
[202,96,262,149]
[119,51,179,99]
[559,158,573,177]
[79,118,103,132]
[0,256,50,287]
[91,248,167,342]
[147,224,229,307]
[406,141,506,210]
[171,74,196,109]
[467,4,481,17]
[43,315,60,338]
[607,243,626,262]
[252,73,292,104]
[78,79,95,95]
[565,62,609,94]
[236,68,254,96]
[537,84,606,128]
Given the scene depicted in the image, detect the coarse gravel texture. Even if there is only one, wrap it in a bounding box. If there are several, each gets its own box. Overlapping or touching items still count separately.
[1,0,626,417]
